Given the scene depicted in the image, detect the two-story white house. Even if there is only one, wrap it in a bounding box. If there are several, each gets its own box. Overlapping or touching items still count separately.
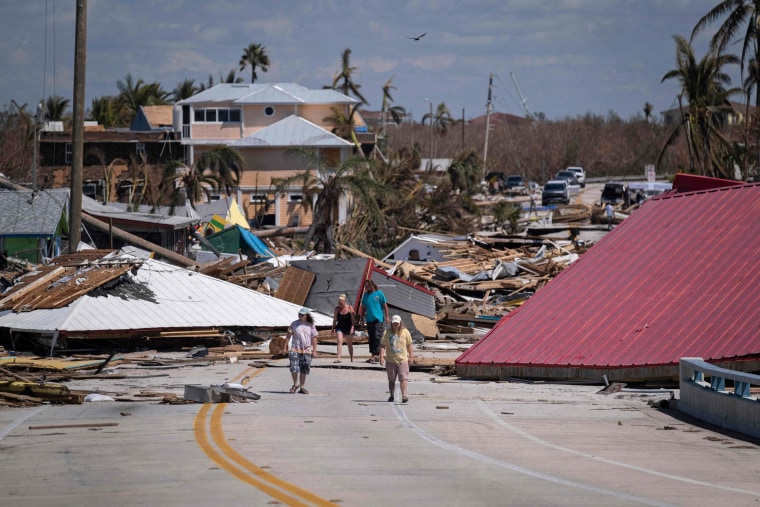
[174,83,365,228]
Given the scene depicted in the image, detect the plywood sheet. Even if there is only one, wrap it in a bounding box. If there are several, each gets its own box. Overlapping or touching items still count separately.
[274,266,315,306]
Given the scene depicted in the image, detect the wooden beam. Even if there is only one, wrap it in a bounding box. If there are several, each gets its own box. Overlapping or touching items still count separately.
[0,267,66,308]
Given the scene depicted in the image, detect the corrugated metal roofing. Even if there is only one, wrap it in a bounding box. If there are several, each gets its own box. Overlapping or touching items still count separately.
[289,258,436,319]
[368,267,436,319]
[231,115,352,148]
[0,257,332,335]
[178,83,355,106]
[457,178,760,379]
[292,257,370,315]
[82,195,198,228]
[0,188,69,236]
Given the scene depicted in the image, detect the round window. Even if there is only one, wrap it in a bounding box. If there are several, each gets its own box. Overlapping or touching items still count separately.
[264,106,275,117]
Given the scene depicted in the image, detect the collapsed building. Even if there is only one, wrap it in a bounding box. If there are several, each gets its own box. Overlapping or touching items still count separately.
[456,175,760,382]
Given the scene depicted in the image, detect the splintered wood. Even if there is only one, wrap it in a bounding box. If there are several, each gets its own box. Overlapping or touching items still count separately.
[0,257,140,312]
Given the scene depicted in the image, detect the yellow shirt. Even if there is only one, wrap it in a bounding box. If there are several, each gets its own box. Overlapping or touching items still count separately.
[381,327,412,364]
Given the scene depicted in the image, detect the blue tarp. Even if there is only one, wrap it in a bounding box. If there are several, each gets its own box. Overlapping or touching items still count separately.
[238,226,275,258]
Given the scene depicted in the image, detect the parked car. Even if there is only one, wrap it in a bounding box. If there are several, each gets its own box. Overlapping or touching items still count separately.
[505,175,525,189]
[600,182,631,207]
[542,180,570,206]
[553,170,581,195]
[554,170,581,186]
[565,166,586,188]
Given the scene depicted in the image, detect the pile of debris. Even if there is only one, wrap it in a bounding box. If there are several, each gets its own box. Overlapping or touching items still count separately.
[0,219,602,358]
[0,343,278,406]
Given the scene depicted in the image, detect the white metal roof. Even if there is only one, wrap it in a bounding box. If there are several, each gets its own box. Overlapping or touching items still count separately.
[178,83,356,106]
[231,115,352,147]
[82,195,198,228]
[0,257,332,334]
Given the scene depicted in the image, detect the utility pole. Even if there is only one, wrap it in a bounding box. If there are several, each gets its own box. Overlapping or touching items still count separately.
[461,108,465,151]
[483,74,493,175]
[32,101,44,191]
[70,0,87,252]
[425,98,433,169]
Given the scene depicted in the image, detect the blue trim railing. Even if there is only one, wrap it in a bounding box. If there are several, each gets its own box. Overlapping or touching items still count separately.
[682,358,759,400]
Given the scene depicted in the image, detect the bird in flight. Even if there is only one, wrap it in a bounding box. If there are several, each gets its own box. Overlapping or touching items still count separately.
[407,32,426,41]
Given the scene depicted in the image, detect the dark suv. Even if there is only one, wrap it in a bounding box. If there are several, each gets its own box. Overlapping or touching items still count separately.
[542,180,570,206]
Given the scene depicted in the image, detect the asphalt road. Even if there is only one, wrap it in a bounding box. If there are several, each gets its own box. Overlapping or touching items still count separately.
[1,347,759,507]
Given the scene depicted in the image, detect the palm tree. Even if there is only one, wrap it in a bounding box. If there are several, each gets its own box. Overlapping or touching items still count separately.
[271,148,386,253]
[329,49,368,106]
[172,79,199,102]
[422,102,455,158]
[740,58,760,179]
[446,151,482,194]
[116,73,145,117]
[199,74,216,92]
[378,75,407,158]
[239,43,270,83]
[160,146,244,209]
[220,69,244,84]
[324,103,365,155]
[692,0,760,106]
[45,95,70,121]
[160,159,219,211]
[492,200,521,234]
[115,73,170,126]
[90,96,117,127]
[659,35,742,178]
[195,145,245,196]
[322,49,373,157]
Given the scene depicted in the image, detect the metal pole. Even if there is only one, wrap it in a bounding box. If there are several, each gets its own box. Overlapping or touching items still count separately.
[461,108,465,150]
[483,74,493,175]
[427,99,434,165]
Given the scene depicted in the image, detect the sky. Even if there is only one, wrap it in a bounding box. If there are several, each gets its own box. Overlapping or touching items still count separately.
[0,0,739,122]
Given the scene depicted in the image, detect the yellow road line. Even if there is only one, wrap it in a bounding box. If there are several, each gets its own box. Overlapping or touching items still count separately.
[193,367,337,507]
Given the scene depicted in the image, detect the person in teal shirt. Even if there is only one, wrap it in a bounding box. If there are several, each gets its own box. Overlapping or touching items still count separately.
[359,279,389,364]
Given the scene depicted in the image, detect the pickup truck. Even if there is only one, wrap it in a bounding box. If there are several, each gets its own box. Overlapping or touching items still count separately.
[600,182,631,207]
[565,166,586,188]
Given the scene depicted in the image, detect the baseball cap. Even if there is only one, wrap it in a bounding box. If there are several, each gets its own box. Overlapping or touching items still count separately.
[298,307,311,315]
[391,315,402,324]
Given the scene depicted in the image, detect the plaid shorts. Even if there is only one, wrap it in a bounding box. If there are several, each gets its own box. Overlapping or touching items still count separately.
[289,351,312,374]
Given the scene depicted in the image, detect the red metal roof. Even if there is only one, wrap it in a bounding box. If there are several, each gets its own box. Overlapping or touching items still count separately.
[457,177,760,379]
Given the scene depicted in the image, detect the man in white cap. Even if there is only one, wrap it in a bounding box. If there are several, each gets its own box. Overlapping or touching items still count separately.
[379,315,413,403]
[286,307,318,394]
